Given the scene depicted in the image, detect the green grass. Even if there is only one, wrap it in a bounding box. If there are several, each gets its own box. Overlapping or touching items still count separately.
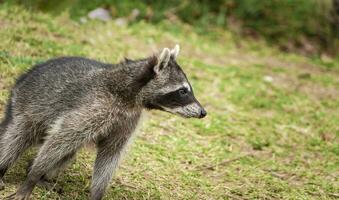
[0,4,339,200]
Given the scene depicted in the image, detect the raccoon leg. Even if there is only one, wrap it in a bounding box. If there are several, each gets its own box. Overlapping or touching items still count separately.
[26,153,75,193]
[0,119,34,190]
[13,134,82,200]
[26,153,75,181]
[41,153,75,194]
[90,136,129,200]
[45,152,75,180]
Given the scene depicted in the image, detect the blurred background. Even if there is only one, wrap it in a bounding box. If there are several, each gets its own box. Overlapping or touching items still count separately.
[0,0,338,199]
[9,0,339,56]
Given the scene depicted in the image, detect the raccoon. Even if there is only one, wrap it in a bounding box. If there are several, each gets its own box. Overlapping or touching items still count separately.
[0,45,206,200]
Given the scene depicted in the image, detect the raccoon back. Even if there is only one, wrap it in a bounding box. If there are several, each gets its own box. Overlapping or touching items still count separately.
[11,57,113,118]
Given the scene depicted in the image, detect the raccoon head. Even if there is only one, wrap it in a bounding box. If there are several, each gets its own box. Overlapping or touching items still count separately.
[140,45,207,119]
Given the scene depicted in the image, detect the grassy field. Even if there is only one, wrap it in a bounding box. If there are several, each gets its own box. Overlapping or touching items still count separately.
[0,4,338,200]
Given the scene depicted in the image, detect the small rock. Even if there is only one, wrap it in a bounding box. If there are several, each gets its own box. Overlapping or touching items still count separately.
[263,75,273,83]
[88,8,112,22]
[128,8,140,21]
[115,18,128,26]
[321,54,333,63]
[79,17,87,24]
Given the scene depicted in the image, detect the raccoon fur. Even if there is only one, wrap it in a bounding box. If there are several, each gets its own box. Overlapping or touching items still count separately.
[0,45,206,200]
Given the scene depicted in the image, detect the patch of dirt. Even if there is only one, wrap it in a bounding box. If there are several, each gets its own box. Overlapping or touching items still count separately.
[182,41,339,80]
[265,56,334,78]
[271,73,339,101]
[0,18,10,30]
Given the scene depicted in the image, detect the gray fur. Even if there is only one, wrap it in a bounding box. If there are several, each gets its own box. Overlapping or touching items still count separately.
[0,46,206,200]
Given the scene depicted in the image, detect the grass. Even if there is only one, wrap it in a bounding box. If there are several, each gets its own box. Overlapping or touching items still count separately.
[0,3,338,200]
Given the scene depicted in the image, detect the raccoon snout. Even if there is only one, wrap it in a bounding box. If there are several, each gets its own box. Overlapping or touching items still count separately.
[199,108,207,118]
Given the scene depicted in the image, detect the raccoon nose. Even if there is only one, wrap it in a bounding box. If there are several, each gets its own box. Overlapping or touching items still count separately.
[199,109,207,118]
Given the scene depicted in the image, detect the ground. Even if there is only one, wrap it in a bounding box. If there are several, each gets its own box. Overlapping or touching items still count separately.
[0,4,338,200]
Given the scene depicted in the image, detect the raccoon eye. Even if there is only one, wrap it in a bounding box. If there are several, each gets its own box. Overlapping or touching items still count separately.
[178,89,187,96]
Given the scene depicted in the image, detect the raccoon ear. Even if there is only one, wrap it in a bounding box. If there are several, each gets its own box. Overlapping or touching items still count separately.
[170,44,180,59]
[154,48,171,73]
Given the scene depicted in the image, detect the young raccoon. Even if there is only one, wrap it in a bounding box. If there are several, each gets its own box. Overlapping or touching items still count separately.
[0,45,206,200]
